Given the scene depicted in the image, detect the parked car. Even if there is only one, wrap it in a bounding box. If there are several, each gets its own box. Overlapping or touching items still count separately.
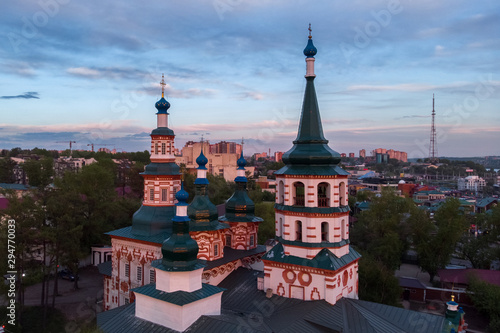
[58,269,79,281]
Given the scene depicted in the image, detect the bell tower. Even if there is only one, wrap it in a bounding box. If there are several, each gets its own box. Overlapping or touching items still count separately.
[262,26,361,305]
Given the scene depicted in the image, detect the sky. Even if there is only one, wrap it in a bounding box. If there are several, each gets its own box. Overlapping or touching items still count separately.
[0,0,499,158]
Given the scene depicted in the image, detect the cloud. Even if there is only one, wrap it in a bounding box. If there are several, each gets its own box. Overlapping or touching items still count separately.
[0,92,39,99]
[395,115,430,120]
[237,92,264,100]
[66,66,150,80]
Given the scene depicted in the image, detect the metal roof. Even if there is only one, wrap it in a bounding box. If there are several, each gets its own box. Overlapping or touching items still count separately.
[98,267,445,333]
[262,243,362,271]
[106,226,169,245]
[98,261,112,277]
[132,283,225,306]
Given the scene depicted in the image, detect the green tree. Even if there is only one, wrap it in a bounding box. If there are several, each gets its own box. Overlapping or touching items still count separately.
[351,188,414,270]
[22,157,54,188]
[255,202,275,244]
[0,157,16,183]
[415,198,468,282]
[357,253,401,306]
[468,277,500,332]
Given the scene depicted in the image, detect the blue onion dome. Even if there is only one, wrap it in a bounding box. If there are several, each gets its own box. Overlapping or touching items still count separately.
[176,183,189,203]
[237,152,246,169]
[196,150,208,169]
[155,97,170,113]
[303,38,317,58]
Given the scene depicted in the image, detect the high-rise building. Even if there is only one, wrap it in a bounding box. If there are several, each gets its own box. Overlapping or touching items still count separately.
[359,149,366,158]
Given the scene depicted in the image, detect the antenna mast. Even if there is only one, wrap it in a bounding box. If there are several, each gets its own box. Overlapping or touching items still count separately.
[429,94,438,164]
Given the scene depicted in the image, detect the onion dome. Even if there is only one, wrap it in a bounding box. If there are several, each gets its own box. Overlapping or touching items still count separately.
[220,151,263,224]
[160,183,200,271]
[155,97,170,114]
[196,150,208,170]
[176,183,189,203]
[303,38,317,58]
[189,151,230,231]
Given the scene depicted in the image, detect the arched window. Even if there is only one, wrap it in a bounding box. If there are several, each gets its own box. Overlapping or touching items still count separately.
[318,182,330,207]
[161,143,166,155]
[293,182,305,206]
[321,222,329,242]
[154,143,159,154]
[278,181,285,204]
[279,217,283,236]
[341,219,346,239]
[295,221,302,241]
[339,182,346,206]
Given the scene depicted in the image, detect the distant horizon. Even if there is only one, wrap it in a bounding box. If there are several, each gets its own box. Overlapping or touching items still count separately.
[1,1,499,158]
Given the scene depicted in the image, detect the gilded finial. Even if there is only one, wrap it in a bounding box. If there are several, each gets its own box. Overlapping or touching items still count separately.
[451,295,455,302]
[308,23,312,39]
[160,73,166,98]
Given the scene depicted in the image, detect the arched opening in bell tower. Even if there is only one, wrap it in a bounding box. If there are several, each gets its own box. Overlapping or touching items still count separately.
[293,182,305,206]
[317,182,330,207]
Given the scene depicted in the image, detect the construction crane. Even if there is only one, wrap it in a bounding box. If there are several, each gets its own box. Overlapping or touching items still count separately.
[56,141,76,154]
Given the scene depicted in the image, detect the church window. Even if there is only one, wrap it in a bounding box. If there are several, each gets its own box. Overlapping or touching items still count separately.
[149,188,154,201]
[296,221,302,241]
[318,182,330,207]
[339,182,346,206]
[137,266,142,281]
[154,143,159,154]
[321,222,329,242]
[161,189,168,201]
[225,234,231,247]
[214,244,219,256]
[161,143,166,155]
[124,263,130,277]
[341,219,346,239]
[250,235,255,247]
[150,269,155,283]
[293,182,305,206]
[278,181,285,204]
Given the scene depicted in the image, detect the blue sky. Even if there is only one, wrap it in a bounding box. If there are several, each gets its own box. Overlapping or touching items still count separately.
[1,0,499,158]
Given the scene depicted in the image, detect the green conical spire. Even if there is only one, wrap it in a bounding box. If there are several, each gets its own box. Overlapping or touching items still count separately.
[294,76,328,144]
[280,33,341,168]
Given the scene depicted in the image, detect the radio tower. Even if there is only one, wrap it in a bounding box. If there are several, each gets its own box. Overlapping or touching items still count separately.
[429,94,438,164]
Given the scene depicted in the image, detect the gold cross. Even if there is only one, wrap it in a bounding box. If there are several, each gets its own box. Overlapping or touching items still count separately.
[160,73,166,98]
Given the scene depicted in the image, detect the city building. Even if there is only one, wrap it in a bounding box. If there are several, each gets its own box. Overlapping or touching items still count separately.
[274,151,284,162]
[349,152,355,158]
[175,141,254,182]
[458,175,486,192]
[372,148,408,162]
[359,149,366,158]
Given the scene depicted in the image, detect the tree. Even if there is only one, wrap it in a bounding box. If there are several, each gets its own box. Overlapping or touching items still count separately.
[255,202,275,244]
[22,157,54,188]
[468,277,500,332]
[351,188,414,271]
[415,198,468,282]
[0,157,16,183]
[357,253,401,306]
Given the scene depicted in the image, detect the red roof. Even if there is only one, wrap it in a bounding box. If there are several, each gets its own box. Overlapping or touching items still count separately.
[438,269,500,287]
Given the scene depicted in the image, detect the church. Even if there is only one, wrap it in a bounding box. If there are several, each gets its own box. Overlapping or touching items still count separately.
[97,30,466,333]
